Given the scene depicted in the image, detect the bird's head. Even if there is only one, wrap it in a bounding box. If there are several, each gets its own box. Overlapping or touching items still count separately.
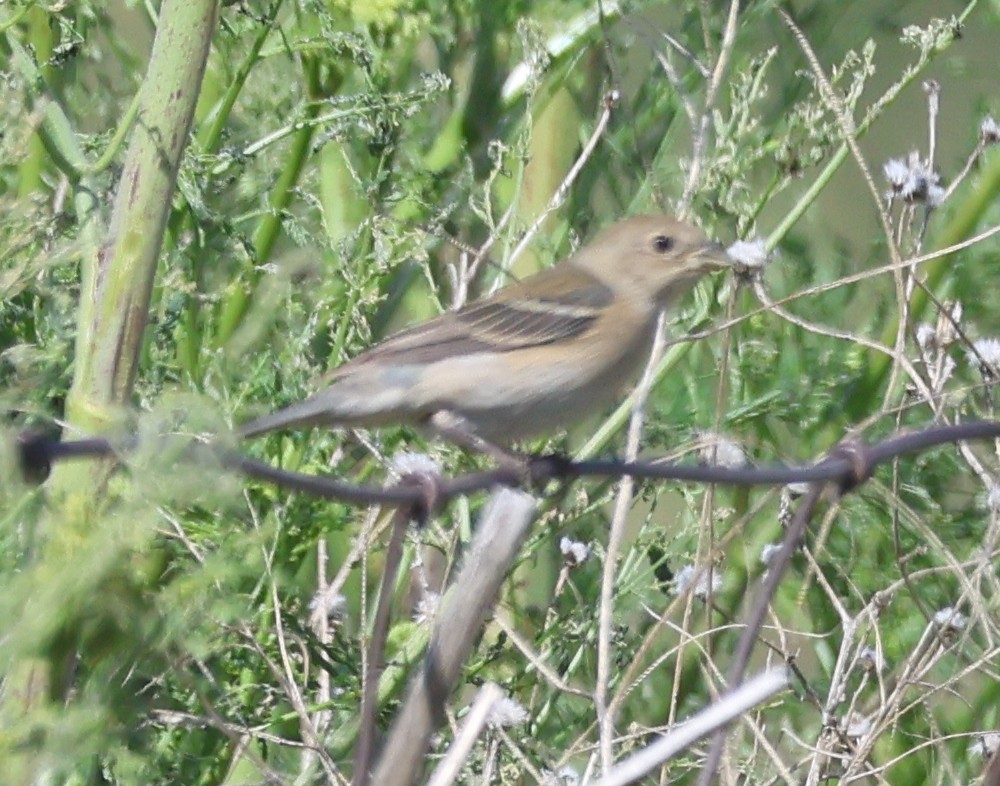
[573,214,731,306]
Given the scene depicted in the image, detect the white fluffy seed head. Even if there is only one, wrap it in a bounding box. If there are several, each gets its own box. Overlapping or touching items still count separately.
[488,696,530,728]
[980,116,1000,144]
[560,536,591,567]
[675,564,723,599]
[726,238,771,272]
[968,338,1000,380]
[883,158,909,190]
[697,431,748,469]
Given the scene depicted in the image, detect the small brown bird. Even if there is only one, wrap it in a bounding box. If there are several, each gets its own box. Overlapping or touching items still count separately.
[239,215,730,445]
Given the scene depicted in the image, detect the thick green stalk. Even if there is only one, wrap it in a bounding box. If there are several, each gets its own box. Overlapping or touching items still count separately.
[4,4,220,781]
[56,0,219,480]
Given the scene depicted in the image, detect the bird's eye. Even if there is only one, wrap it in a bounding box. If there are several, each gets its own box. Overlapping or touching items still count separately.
[652,235,674,253]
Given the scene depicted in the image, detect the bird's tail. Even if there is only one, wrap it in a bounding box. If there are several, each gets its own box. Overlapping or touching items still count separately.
[237,394,341,439]
[236,371,416,439]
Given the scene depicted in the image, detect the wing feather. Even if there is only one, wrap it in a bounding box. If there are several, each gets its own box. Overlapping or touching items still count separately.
[337,265,613,370]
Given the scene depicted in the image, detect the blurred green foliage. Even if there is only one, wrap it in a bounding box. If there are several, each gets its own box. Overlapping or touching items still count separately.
[2,0,1000,784]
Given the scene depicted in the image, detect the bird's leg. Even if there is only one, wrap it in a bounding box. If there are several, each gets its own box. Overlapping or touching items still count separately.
[426,411,529,476]
[426,412,576,491]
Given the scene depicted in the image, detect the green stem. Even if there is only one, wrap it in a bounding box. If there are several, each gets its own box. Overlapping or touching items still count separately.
[215,58,323,346]
[197,0,284,153]
[4,28,101,329]
[83,90,142,174]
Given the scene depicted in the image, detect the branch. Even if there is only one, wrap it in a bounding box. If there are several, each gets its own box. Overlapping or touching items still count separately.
[368,489,537,786]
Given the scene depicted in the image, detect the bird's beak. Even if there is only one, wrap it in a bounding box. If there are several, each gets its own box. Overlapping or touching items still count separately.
[701,241,732,269]
[685,241,732,274]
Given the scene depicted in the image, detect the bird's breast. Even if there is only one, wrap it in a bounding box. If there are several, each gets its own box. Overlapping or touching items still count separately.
[408,312,657,442]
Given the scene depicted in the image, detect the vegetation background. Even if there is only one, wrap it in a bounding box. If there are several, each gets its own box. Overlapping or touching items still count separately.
[2,0,999,784]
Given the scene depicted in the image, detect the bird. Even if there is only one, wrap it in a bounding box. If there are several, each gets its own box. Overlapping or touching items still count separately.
[238,214,730,448]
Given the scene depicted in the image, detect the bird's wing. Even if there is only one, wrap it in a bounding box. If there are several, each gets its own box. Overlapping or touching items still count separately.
[338,264,614,370]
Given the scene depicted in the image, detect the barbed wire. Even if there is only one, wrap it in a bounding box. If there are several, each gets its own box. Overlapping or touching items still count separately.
[15,418,1000,515]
